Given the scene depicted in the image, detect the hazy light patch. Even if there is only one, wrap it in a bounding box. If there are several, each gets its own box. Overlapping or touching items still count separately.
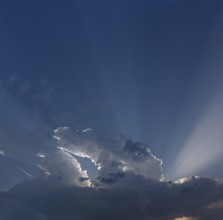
[168,90,223,179]
[54,127,69,133]
[0,149,5,156]
[36,152,46,158]
[53,135,61,140]
[174,176,199,184]
[82,128,93,133]
[207,200,223,209]
[37,164,51,176]
[174,177,190,184]
[174,217,196,220]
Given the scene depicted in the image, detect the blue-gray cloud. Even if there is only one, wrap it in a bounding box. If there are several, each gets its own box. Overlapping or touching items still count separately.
[0,176,223,220]
[0,126,223,219]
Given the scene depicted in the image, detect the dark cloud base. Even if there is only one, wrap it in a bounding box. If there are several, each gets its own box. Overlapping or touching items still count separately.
[1,176,223,220]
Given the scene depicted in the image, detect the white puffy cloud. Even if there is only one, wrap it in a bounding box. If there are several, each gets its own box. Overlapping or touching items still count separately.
[51,127,163,187]
[38,149,90,187]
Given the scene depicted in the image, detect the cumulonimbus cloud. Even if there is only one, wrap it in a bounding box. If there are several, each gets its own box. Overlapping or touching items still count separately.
[1,127,223,220]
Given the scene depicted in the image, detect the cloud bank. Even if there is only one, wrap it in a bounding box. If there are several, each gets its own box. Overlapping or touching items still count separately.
[1,127,223,219]
[1,176,223,220]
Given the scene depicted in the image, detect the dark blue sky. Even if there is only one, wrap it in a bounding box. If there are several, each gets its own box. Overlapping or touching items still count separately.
[1,0,223,189]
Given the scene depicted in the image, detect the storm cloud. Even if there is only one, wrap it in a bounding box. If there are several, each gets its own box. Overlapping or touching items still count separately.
[0,176,223,220]
[1,127,223,219]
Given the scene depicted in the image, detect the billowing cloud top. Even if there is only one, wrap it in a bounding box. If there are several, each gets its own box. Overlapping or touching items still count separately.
[49,127,163,187]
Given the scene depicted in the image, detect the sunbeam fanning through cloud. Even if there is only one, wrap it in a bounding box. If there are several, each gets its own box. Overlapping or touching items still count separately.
[1,0,223,219]
[167,88,223,179]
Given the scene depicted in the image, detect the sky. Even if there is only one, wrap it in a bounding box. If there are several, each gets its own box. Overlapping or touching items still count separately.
[1,0,223,219]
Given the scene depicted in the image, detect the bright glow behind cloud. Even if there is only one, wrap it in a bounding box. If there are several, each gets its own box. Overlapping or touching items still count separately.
[51,127,164,186]
[174,217,196,220]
